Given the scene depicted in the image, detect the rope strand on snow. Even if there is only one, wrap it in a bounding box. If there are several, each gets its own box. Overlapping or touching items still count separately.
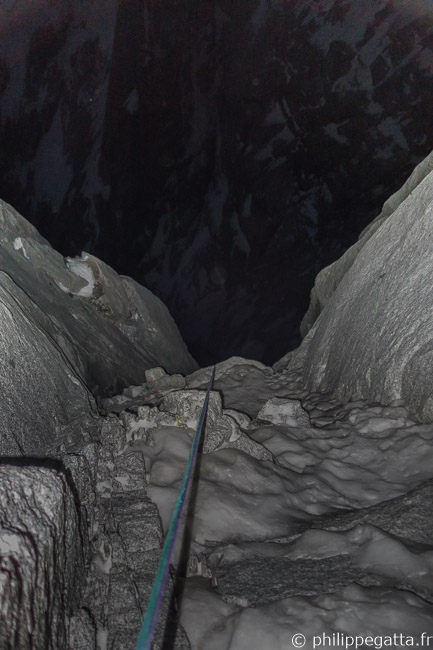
[135,366,216,650]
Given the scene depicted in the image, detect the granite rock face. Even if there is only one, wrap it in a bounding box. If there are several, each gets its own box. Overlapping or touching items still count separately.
[0,201,199,648]
[300,150,433,337]
[291,151,433,422]
[77,417,191,650]
[0,466,84,650]
[0,270,94,456]
[0,199,197,397]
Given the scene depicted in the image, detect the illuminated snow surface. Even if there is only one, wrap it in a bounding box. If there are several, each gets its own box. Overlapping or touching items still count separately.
[104,359,433,649]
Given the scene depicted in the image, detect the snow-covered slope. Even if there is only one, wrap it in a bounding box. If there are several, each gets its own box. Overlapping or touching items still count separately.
[86,359,433,648]
[6,353,432,649]
[1,0,432,363]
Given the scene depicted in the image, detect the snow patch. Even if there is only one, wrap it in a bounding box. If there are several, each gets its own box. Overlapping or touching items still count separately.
[13,237,29,259]
[65,255,95,298]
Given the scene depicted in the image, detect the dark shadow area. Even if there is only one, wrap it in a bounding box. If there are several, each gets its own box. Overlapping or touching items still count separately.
[0,455,64,468]
[1,1,431,367]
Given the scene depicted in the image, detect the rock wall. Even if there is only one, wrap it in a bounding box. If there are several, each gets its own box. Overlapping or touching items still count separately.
[300,150,433,336]
[0,466,85,650]
[291,150,433,421]
[0,199,198,647]
[0,199,197,397]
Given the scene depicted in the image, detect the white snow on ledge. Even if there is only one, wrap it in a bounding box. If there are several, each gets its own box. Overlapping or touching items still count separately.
[65,254,95,298]
[13,237,29,259]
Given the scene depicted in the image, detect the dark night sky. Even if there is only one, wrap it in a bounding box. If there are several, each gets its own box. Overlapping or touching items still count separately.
[0,0,432,365]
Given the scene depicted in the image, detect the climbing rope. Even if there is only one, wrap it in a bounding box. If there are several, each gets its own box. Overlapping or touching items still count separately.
[135,366,216,650]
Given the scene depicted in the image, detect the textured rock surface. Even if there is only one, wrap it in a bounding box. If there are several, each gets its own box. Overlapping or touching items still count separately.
[215,545,433,609]
[160,390,223,429]
[291,155,433,421]
[0,199,197,396]
[215,555,385,607]
[0,466,84,650]
[312,479,433,545]
[0,270,95,456]
[0,202,198,648]
[300,150,433,337]
[76,409,191,650]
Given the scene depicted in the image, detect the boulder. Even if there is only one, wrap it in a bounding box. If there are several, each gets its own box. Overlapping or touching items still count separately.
[257,398,310,427]
[159,390,223,430]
